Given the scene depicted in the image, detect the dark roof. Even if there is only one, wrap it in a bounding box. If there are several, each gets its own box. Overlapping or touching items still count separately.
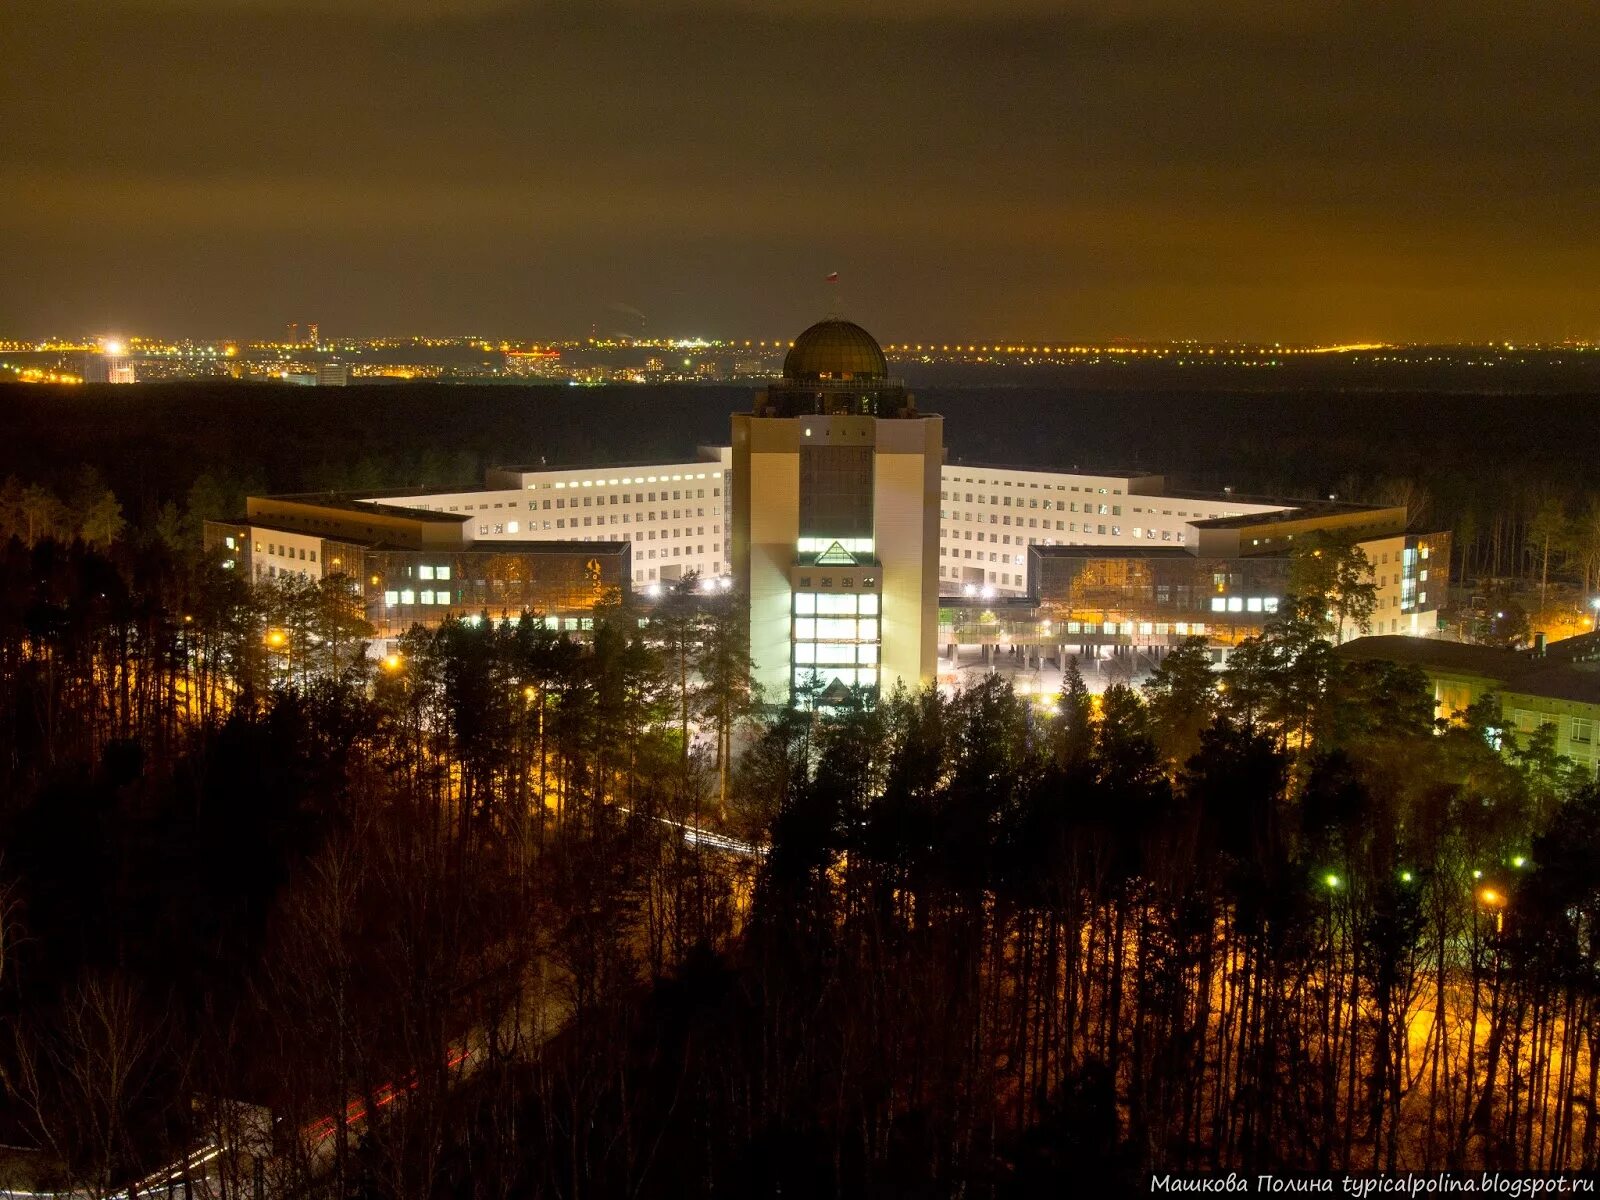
[1337,635,1530,680]
[1507,664,1600,705]
[1186,500,1406,529]
[782,319,888,382]
[261,493,470,523]
[943,460,1158,480]
[1545,630,1600,664]
[489,455,727,474]
[1337,635,1600,706]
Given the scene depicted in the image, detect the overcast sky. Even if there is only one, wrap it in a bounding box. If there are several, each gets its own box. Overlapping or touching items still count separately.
[4,0,1597,342]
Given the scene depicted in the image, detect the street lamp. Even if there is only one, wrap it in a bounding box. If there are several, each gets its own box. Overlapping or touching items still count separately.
[1477,885,1507,933]
[1590,597,1599,632]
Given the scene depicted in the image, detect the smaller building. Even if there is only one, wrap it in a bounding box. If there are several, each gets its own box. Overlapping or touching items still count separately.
[204,492,630,639]
[1337,634,1600,776]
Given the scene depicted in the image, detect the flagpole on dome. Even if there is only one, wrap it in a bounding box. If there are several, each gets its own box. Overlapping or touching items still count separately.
[824,271,842,319]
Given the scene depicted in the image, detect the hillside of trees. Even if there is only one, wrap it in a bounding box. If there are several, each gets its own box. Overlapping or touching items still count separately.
[0,515,1597,1197]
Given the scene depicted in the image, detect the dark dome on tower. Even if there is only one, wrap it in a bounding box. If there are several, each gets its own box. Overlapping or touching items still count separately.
[782,319,888,383]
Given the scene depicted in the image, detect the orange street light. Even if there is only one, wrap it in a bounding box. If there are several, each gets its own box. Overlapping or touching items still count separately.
[382,652,404,673]
[265,629,287,649]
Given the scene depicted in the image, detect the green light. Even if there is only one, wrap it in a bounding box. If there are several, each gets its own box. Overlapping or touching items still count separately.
[1323,873,1340,890]
[1400,870,1414,883]
[1511,855,1527,869]
[1472,869,1483,880]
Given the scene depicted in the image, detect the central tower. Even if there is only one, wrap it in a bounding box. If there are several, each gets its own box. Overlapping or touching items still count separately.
[732,319,943,705]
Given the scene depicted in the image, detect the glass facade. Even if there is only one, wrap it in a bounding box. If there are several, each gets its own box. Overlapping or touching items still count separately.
[791,590,882,694]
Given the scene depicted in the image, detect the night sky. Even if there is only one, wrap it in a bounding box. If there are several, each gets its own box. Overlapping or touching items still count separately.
[4,0,1598,342]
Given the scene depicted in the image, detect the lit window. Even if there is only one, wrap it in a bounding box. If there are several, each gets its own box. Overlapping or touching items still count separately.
[419,565,435,581]
[384,590,398,606]
[794,593,817,615]
[1211,597,1226,612]
[794,617,816,640]
[859,594,880,615]
[400,589,415,604]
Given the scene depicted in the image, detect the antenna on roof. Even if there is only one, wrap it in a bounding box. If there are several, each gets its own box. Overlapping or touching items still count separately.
[824,271,842,318]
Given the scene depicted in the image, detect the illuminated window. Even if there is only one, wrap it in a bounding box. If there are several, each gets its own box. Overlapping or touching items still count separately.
[384,591,398,606]
[419,565,435,581]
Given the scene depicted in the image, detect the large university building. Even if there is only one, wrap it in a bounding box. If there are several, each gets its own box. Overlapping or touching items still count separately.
[209,318,1451,703]
[732,319,941,701]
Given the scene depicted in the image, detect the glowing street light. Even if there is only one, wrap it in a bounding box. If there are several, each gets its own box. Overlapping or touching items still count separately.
[1477,885,1507,932]
[382,652,403,672]
[1322,872,1341,890]
[1590,597,1600,632]
[264,629,287,649]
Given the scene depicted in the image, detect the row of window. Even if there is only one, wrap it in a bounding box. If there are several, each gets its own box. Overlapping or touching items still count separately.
[941,525,1186,544]
[434,486,722,514]
[794,643,880,666]
[943,479,1120,494]
[385,589,452,606]
[259,541,317,563]
[794,592,881,616]
[1209,597,1281,614]
[633,564,724,583]
[1047,621,1211,637]
[944,498,1122,514]
[543,470,722,488]
[793,617,880,642]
